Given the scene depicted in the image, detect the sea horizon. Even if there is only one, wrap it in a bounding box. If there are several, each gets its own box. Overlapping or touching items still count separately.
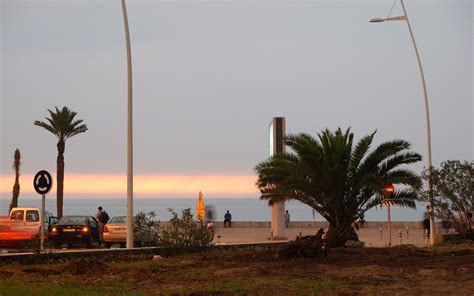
[0,197,429,222]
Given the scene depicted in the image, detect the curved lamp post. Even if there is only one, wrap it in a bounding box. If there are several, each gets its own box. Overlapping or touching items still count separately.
[370,0,435,245]
[121,0,134,249]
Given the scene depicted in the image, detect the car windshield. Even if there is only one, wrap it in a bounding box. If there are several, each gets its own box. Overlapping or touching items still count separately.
[108,216,136,224]
[109,216,126,224]
[58,216,88,225]
[10,210,24,221]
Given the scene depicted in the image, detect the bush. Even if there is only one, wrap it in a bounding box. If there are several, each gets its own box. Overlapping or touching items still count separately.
[420,160,473,237]
[156,208,213,251]
[133,211,158,247]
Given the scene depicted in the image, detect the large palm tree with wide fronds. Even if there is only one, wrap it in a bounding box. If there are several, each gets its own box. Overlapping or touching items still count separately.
[255,128,422,247]
[34,106,88,218]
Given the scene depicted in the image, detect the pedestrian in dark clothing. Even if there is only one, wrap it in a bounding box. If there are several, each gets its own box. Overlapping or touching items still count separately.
[224,210,232,228]
[422,206,430,239]
[285,210,290,228]
[95,206,109,245]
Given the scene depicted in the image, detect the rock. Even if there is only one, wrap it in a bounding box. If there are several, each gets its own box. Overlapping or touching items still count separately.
[345,240,365,248]
[152,255,163,261]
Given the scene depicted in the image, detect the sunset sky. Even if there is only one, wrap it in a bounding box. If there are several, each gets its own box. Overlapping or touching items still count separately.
[0,173,258,198]
[0,0,472,200]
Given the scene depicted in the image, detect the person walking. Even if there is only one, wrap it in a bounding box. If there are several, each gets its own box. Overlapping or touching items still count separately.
[224,210,232,228]
[422,205,430,240]
[285,210,290,228]
[206,221,215,241]
[95,206,110,246]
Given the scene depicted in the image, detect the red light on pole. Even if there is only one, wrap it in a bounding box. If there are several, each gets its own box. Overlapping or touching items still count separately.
[383,183,395,196]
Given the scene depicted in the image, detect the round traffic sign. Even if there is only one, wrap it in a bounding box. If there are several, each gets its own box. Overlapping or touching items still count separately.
[33,170,53,195]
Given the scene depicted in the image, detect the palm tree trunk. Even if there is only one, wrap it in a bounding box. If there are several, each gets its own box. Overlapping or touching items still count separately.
[9,177,20,213]
[9,149,21,213]
[57,141,65,218]
[325,222,359,247]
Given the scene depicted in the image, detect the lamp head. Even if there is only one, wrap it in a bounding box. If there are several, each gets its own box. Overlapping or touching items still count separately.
[370,17,385,23]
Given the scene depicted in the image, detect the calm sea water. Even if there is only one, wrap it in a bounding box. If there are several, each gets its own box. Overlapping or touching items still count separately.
[0,197,428,222]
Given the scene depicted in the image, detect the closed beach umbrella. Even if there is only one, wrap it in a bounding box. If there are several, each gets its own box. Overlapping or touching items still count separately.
[196,191,205,221]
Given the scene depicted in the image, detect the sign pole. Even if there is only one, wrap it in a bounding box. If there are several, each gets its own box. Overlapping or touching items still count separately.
[387,204,391,247]
[33,170,52,253]
[41,194,45,252]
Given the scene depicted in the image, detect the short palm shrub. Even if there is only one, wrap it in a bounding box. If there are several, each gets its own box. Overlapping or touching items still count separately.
[255,128,422,247]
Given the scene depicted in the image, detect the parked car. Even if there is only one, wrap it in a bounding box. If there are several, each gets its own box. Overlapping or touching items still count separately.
[103,216,128,248]
[103,216,144,248]
[103,216,156,248]
[50,215,99,248]
[0,207,54,248]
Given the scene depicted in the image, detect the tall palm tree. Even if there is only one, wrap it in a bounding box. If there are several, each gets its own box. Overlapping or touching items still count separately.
[255,128,422,247]
[9,149,21,213]
[34,106,88,218]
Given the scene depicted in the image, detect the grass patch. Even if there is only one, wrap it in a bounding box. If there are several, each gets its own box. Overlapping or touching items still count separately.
[203,279,253,293]
[0,279,99,296]
[0,278,146,296]
[290,278,348,293]
[0,246,472,295]
[245,277,349,294]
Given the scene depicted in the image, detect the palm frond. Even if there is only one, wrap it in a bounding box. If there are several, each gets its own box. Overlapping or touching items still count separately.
[384,169,422,190]
[349,131,376,177]
[359,139,411,173]
[364,189,417,211]
[379,152,422,175]
[34,120,59,138]
[35,106,88,142]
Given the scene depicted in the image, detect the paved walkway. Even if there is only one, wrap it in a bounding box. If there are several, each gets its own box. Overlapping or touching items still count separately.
[1,226,437,255]
[214,226,432,247]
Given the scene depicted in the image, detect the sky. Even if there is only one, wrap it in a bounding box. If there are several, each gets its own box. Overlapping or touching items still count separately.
[0,0,472,200]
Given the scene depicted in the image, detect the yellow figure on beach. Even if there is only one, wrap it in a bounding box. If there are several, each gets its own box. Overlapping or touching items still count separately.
[196,191,205,222]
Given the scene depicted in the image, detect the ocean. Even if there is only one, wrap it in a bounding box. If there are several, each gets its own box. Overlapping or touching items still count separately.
[0,197,428,222]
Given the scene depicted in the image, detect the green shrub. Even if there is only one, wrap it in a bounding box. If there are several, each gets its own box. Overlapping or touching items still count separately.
[156,208,213,251]
[133,211,158,247]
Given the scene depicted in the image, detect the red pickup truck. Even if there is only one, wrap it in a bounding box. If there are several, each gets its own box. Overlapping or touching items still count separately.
[0,207,55,248]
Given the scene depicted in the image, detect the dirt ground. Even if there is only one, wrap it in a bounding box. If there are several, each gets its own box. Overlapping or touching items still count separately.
[0,244,473,295]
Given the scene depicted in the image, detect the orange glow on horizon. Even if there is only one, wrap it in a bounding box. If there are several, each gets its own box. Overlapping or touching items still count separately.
[0,173,259,197]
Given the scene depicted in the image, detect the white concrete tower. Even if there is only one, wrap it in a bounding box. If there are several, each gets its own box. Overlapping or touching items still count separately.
[269,117,286,239]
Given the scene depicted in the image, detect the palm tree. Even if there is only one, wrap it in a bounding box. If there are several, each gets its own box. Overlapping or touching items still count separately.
[34,106,88,218]
[255,128,422,247]
[9,149,21,213]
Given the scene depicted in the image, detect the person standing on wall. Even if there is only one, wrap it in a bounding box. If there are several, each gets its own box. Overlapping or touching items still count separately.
[224,210,232,228]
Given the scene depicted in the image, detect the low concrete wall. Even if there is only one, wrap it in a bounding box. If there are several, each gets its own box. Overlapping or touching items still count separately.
[209,221,442,230]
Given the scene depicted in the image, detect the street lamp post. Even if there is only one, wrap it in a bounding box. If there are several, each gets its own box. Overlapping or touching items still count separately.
[370,0,435,245]
[120,0,134,249]
[382,183,395,247]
